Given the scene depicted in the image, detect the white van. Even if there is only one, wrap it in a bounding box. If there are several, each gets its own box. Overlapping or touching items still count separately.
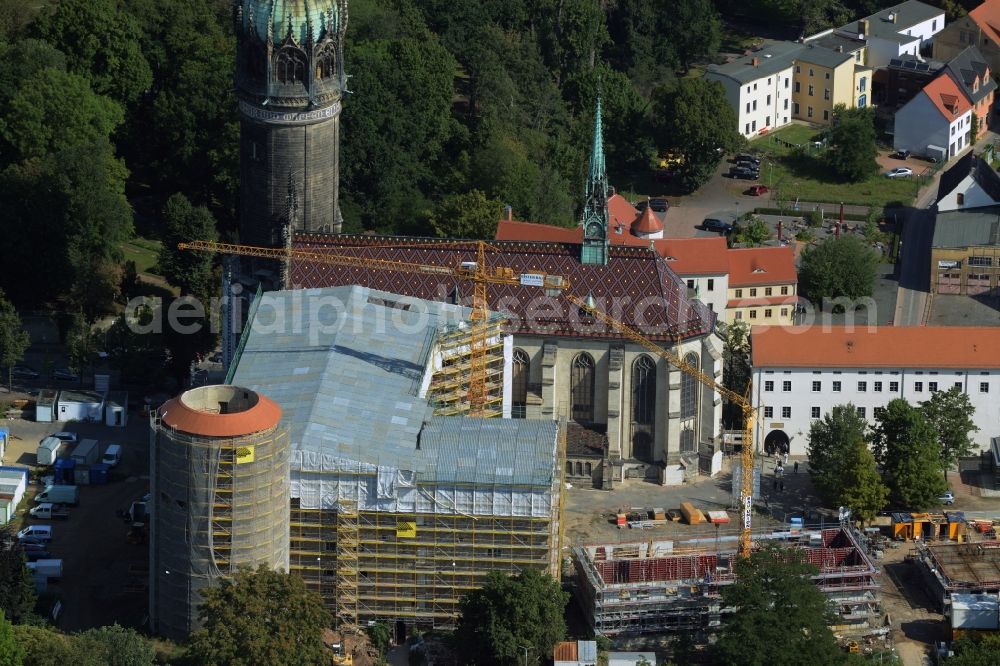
[101,443,122,467]
[17,525,53,542]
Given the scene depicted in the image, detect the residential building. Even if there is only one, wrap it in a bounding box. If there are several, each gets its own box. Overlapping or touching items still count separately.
[826,0,945,69]
[936,153,1000,211]
[933,0,1000,75]
[751,326,1000,455]
[894,71,972,160]
[877,55,943,108]
[791,42,873,123]
[726,246,798,326]
[705,41,802,138]
[930,204,1000,295]
[941,46,996,139]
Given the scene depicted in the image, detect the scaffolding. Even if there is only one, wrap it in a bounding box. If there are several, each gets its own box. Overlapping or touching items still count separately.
[427,318,506,417]
[916,541,1000,610]
[573,526,881,637]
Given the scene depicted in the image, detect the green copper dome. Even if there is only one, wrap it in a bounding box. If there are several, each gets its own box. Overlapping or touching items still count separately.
[240,0,344,44]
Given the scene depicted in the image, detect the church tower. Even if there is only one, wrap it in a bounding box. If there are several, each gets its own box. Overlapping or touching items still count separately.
[580,96,609,266]
[234,0,347,247]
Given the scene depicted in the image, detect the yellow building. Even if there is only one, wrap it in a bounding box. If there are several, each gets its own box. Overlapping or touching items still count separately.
[792,40,873,124]
[726,246,798,326]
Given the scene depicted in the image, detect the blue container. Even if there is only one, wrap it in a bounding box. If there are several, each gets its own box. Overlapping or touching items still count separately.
[88,463,109,485]
[53,458,77,485]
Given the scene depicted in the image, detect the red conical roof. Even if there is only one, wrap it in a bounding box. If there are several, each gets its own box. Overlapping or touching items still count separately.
[631,205,663,235]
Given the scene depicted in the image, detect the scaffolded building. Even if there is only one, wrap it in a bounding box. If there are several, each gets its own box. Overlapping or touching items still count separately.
[573,526,881,638]
[917,541,1000,610]
[230,286,563,632]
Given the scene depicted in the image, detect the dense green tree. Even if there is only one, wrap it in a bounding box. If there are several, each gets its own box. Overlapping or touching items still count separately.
[839,437,889,524]
[949,633,1000,665]
[871,399,948,510]
[0,611,22,666]
[825,105,879,183]
[0,527,36,624]
[807,404,869,504]
[0,68,123,164]
[921,386,979,480]
[720,320,751,427]
[75,624,155,666]
[65,313,98,382]
[33,0,152,105]
[799,234,880,303]
[106,306,166,385]
[0,290,29,390]
[457,568,569,666]
[534,0,608,86]
[712,543,845,666]
[186,565,331,666]
[0,39,67,103]
[734,217,772,247]
[429,189,503,239]
[652,78,744,192]
[669,0,722,72]
[11,624,77,666]
[365,621,391,661]
[158,193,218,300]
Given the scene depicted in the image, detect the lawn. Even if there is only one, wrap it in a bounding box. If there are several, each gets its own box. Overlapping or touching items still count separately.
[120,237,162,276]
[751,125,921,208]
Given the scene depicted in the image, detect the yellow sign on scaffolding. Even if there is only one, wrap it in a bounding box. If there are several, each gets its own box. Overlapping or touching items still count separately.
[396,521,417,538]
[235,446,255,464]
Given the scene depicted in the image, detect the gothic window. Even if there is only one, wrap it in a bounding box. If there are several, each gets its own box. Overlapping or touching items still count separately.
[512,349,529,419]
[680,428,696,453]
[584,462,592,476]
[571,353,595,423]
[575,462,583,476]
[680,353,698,419]
[315,42,337,80]
[275,47,307,84]
[632,355,656,425]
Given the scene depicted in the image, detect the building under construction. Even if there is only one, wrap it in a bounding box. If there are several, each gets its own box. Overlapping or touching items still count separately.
[573,526,881,638]
[916,540,1000,610]
[228,285,563,634]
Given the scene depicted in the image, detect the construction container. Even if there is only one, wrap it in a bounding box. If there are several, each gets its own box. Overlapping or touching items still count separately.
[652,508,666,521]
[950,594,999,631]
[680,502,705,525]
[616,513,626,529]
[707,511,730,524]
[88,463,109,485]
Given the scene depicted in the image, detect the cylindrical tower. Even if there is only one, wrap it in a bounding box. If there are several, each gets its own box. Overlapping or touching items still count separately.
[149,385,289,641]
[234,0,348,246]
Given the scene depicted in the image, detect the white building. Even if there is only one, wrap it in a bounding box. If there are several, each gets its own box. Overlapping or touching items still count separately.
[751,326,1000,455]
[894,70,973,161]
[705,41,802,139]
[936,153,1000,211]
[828,0,945,69]
[56,390,105,423]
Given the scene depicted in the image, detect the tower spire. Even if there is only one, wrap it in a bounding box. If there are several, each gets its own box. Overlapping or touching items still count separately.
[580,94,609,266]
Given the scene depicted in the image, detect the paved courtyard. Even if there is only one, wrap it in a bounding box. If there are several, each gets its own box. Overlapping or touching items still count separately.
[929,294,1000,326]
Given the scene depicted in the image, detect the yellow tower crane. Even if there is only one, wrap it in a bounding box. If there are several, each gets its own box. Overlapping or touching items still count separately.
[180,240,758,557]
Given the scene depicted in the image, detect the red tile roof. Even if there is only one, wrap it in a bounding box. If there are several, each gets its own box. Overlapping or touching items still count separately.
[608,193,638,230]
[727,246,797,287]
[970,0,1000,46]
[495,219,581,244]
[656,237,730,275]
[752,326,1000,368]
[290,233,716,342]
[158,392,282,437]
[923,73,972,120]
[632,206,664,234]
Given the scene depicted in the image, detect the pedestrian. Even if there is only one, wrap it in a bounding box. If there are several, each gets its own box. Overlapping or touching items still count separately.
[776,465,783,477]
[783,452,789,465]
[794,461,799,474]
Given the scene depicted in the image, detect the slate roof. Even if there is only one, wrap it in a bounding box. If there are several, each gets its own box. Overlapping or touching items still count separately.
[706,41,803,85]
[806,33,867,54]
[290,233,717,342]
[837,0,943,43]
[943,46,996,106]
[932,205,1000,248]
[796,43,855,69]
[936,153,1000,206]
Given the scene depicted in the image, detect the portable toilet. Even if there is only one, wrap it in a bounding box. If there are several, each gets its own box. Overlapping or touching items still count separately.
[53,458,76,485]
[34,390,58,423]
[0,427,7,461]
[88,463,109,485]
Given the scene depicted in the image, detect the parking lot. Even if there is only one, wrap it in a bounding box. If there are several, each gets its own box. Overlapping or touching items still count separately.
[4,399,152,631]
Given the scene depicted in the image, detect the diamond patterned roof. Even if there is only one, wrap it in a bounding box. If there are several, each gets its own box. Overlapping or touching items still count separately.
[291,233,716,342]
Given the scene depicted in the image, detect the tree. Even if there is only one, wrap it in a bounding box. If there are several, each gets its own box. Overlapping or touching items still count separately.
[711,543,845,666]
[719,320,751,427]
[734,217,772,247]
[158,193,218,300]
[0,611,23,666]
[75,624,155,666]
[0,527,36,623]
[0,290,29,390]
[65,313,97,383]
[838,437,889,524]
[456,568,569,665]
[32,0,152,105]
[652,79,744,192]
[949,633,1000,665]
[825,105,879,183]
[365,622,391,661]
[186,565,331,666]
[105,307,166,385]
[429,189,503,239]
[11,624,77,666]
[668,0,722,72]
[799,235,880,303]
[871,398,948,510]
[807,404,869,504]
[921,386,979,481]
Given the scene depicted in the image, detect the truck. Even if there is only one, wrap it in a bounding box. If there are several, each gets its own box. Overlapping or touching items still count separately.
[34,485,79,506]
[26,559,62,580]
[36,437,65,466]
[29,503,70,520]
[70,439,99,466]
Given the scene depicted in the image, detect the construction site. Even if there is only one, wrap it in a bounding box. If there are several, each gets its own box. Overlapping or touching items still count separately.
[916,540,1000,610]
[572,525,883,639]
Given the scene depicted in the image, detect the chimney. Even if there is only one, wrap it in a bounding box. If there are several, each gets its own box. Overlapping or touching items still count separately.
[860,19,869,37]
[504,205,513,221]
[836,45,844,52]
[891,12,897,24]
[752,57,760,67]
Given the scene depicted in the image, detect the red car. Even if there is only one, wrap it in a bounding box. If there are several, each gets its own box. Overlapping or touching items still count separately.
[747,185,769,196]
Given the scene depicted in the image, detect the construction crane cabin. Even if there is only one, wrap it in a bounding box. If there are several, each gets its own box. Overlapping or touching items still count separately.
[179,240,758,557]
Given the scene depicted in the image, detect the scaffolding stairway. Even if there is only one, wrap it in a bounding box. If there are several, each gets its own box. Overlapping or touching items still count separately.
[336,501,360,629]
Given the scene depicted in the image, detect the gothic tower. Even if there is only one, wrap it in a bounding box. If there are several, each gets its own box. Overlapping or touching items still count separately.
[580,96,609,266]
[234,0,347,247]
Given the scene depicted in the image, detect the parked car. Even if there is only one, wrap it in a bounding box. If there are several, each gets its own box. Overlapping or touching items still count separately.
[730,166,759,180]
[648,198,669,212]
[746,185,769,196]
[52,368,78,381]
[939,491,955,505]
[703,218,734,234]
[885,167,913,178]
[10,365,39,379]
[17,525,53,542]
[51,431,78,444]
[893,149,910,160]
[735,153,761,166]
[24,549,51,562]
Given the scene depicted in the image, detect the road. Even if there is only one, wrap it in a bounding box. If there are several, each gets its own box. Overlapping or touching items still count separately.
[893,205,934,326]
